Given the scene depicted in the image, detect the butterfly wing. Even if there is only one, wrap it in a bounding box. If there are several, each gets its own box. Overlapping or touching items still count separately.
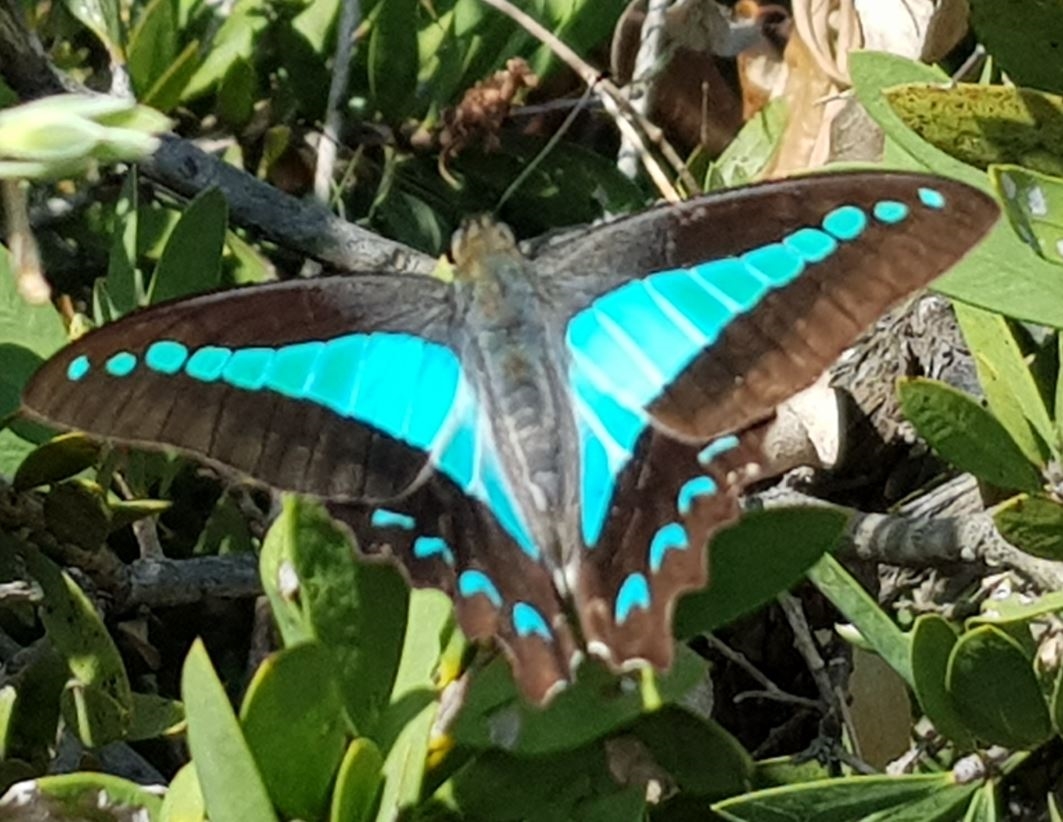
[22,275,457,502]
[542,171,1000,440]
[544,171,998,672]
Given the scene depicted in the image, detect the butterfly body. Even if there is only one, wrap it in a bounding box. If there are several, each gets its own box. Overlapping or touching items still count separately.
[20,172,1000,703]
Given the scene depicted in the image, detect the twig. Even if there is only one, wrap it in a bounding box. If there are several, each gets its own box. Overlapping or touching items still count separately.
[617,0,671,179]
[314,0,361,205]
[703,633,822,710]
[125,554,260,608]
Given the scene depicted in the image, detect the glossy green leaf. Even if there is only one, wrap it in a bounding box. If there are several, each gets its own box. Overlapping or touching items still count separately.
[60,683,130,749]
[898,377,1043,492]
[12,773,163,819]
[20,546,132,744]
[968,589,1063,626]
[884,83,1063,177]
[994,493,1063,560]
[953,301,1054,463]
[240,643,347,821]
[807,554,912,687]
[259,496,407,736]
[329,738,383,822]
[990,165,1063,268]
[705,98,788,190]
[0,644,66,764]
[947,625,1052,748]
[368,0,419,121]
[970,0,1063,95]
[148,187,227,304]
[713,772,959,821]
[13,433,100,490]
[143,41,201,112]
[851,52,1063,328]
[182,639,277,822]
[225,230,274,285]
[964,781,1000,822]
[217,58,256,129]
[910,615,976,749]
[159,762,205,822]
[42,480,110,551]
[675,508,845,637]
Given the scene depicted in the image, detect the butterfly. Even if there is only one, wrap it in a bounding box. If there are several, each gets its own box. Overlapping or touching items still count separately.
[20,171,998,704]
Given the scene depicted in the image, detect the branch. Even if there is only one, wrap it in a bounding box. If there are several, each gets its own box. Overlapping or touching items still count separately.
[0,0,436,277]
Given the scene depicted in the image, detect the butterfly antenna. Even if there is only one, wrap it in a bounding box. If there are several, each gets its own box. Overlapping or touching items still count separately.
[495,83,597,215]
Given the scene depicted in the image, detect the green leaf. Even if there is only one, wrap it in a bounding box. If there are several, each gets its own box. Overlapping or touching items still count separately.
[182,640,277,822]
[329,738,383,822]
[148,187,227,304]
[15,773,163,819]
[18,544,132,745]
[990,165,1063,267]
[128,692,184,741]
[103,169,145,319]
[964,781,1000,822]
[450,645,706,755]
[182,0,270,101]
[713,772,962,821]
[968,588,1063,626]
[374,589,448,818]
[143,41,201,112]
[368,0,419,121]
[705,98,788,190]
[953,301,1053,465]
[994,493,1063,560]
[947,625,1053,748]
[60,0,124,61]
[850,52,1063,328]
[259,497,407,735]
[159,762,205,821]
[807,554,912,687]
[910,615,976,749]
[0,645,66,764]
[13,433,100,490]
[127,0,178,97]
[898,377,1043,492]
[217,57,256,129]
[43,481,111,551]
[675,508,846,637]
[970,0,1063,95]
[883,83,1063,177]
[240,643,347,821]
[0,244,68,478]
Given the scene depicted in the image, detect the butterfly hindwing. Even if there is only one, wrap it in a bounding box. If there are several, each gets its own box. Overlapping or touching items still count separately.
[330,474,578,704]
[22,275,457,502]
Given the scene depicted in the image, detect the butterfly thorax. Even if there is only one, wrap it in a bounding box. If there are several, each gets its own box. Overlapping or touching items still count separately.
[451,218,579,570]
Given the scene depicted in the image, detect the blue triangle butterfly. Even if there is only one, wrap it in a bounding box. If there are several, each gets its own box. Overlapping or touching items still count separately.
[21,171,998,703]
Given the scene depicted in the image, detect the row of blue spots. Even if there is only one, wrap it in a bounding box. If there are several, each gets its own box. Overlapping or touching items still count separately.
[67,332,541,563]
[457,570,553,641]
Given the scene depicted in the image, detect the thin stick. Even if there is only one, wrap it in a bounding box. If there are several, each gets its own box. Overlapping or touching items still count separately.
[314,0,361,205]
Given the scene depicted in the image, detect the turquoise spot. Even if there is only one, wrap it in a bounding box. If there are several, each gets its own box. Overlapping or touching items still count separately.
[222,347,275,391]
[459,570,502,608]
[185,346,232,381]
[512,602,552,640]
[919,187,946,209]
[695,257,767,312]
[615,573,651,624]
[823,205,867,241]
[784,227,837,263]
[105,351,137,377]
[263,341,324,398]
[145,340,188,375]
[67,355,90,381]
[677,476,717,517]
[646,271,733,343]
[649,523,689,572]
[742,243,804,286]
[350,335,423,438]
[698,434,739,465]
[413,536,454,565]
[304,335,365,415]
[873,200,909,224]
[371,508,415,530]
